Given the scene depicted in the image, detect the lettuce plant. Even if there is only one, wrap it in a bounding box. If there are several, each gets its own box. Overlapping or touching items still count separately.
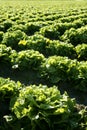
[10,84,81,130]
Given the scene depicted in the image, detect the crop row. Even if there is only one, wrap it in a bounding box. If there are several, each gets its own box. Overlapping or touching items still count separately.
[0,19,87,52]
[0,77,87,130]
[1,44,87,91]
[0,18,87,35]
[0,5,87,24]
[0,7,87,40]
[1,34,87,60]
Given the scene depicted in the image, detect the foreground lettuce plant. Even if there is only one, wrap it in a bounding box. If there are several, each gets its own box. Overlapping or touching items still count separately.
[9,85,86,130]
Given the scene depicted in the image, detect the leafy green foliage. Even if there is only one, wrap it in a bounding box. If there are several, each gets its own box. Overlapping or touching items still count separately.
[8,24,26,32]
[25,23,41,36]
[40,25,60,40]
[0,2,87,130]
[2,30,27,50]
[3,20,13,32]
[39,55,87,91]
[75,44,87,60]
[39,56,71,83]
[0,44,12,62]
[12,50,45,70]
[0,79,86,130]
[61,26,87,45]
[19,34,47,54]
[75,61,87,91]
[0,77,22,100]
[0,31,4,42]
[45,40,76,58]
[10,84,80,130]
[18,34,76,58]
[67,59,79,80]
[40,56,79,83]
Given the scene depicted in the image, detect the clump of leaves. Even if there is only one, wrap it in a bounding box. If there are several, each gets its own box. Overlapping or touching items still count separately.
[39,56,71,83]
[0,44,12,63]
[75,44,87,60]
[74,61,87,91]
[18,34,47,54]
[10,84,87,130]
[10,85,72,129]
[45,40,76,58]
[2,30,27,50]
[40,25,60,40]
[0,77,22,100]
[61,26,87,46]
[12,49,45,70]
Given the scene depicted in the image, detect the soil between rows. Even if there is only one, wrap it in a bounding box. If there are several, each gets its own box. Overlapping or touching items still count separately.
[0,62,87,106]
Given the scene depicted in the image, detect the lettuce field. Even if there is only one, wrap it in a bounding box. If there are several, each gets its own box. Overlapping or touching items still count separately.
[0,0,87,129]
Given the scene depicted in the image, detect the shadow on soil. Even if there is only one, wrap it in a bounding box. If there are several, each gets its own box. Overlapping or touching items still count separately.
[0,62,87,106]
